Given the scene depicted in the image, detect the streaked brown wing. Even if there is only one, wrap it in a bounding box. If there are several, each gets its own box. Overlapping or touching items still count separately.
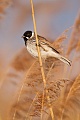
[38,35,60,54]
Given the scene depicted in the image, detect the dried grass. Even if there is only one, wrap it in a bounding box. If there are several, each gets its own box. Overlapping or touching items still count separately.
[6,9,80,120]
[0,1,80,120]
[61,74,80,120]
[8,30,70,120]
[0,48,34,120]
[10,48,34,72]
[9,58,69,120]
[67,11,80,56]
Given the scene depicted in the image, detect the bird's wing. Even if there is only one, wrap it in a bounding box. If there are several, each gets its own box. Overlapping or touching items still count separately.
[38,35,60,54]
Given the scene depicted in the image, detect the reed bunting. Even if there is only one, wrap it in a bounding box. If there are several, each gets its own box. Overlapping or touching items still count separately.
[22,31,71,66]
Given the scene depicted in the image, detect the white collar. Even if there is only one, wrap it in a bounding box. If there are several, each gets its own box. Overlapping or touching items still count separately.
[31,32,34,38]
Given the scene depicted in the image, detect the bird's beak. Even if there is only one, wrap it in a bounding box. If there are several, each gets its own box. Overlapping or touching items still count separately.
[21,36,25,38]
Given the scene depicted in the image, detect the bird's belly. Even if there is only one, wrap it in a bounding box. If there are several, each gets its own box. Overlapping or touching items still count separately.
[27,43,49,58]
[27,44,38,58]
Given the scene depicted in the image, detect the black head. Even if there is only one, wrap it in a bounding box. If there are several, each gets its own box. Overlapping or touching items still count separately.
[23,31,32,38]
[22,31,33,45]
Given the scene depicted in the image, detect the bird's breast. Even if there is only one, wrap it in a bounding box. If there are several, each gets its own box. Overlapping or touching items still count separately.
[27,40,38,57]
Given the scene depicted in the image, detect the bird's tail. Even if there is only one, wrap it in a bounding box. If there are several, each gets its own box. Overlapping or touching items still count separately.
[59,55,71,66]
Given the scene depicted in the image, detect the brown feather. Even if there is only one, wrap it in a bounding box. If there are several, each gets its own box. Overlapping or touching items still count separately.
[32,34,60,54]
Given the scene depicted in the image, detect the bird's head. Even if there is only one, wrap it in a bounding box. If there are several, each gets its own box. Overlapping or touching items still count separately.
[22,31,34,45]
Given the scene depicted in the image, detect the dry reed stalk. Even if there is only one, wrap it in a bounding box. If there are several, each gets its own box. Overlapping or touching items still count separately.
[41,88,44,120]
[30,0,46,87]
[41,62,54,120]
[30,0,54,119]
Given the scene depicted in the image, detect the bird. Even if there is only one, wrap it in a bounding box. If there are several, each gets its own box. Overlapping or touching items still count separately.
[22,30,71,66]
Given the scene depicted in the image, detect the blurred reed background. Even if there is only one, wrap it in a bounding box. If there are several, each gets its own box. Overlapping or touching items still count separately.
[0,0,80,120]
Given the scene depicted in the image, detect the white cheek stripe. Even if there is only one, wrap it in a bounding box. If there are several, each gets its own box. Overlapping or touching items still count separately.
[26,37,29,39]
[31,32,34,38]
